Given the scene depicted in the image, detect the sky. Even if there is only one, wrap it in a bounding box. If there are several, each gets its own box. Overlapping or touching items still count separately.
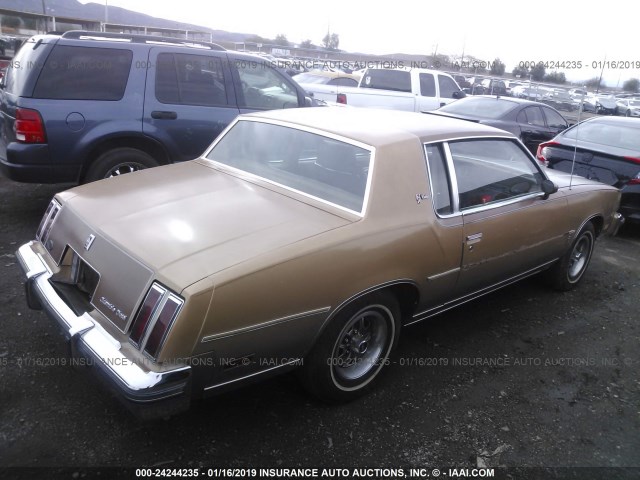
[80,0,638,87]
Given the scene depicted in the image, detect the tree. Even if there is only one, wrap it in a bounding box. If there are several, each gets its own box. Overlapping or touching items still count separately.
[322,32,340,50]
[530,63,546,81]
[300,39,314,49]
[544,71,566,84]
[512,65,529,79]
[622,78,639,93]
[1,15,21,29]
[274,34,289,47]
[585,77,602,89]
[489,58,506,76]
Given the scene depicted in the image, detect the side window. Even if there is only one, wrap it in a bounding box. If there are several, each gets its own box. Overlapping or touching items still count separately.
[448,139,543,210]
[424,143,453,215]
[419,73,436,97]
[32,46,132,100]
[235,60,301,109]
[543,107,568,129]
[438,75,460,99]
[156,53,228,106]
[519,106,546,127]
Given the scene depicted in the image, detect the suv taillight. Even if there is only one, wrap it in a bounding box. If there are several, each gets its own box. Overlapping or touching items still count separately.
[15,108,47,143]
[536,141,559,166]
[129,282,184,361]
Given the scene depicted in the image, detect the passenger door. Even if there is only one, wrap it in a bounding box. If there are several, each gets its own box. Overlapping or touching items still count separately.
[416,72,440,112]
[143,48,240,162]
[517,106,553,154]
[437,74,464,107]
[231,59,303,114]
[446,138,570,296]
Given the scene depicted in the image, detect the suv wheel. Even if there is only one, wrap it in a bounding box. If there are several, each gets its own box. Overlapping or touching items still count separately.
[85,148,159,182]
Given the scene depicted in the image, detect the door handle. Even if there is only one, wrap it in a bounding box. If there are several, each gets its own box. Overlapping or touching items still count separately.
[151,111,178,120]
[466,233,483,244]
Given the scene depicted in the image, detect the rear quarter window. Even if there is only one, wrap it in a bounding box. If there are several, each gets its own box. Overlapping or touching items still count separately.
[32,46,132,100]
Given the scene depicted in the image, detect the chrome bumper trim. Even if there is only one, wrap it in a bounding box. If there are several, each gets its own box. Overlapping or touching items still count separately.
[16,241,191,415]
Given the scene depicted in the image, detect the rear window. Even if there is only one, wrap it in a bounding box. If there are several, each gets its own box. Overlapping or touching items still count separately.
[562,121,640,151]
[206,120,373,214]
[33,46,132,100]
[361,69,411,92]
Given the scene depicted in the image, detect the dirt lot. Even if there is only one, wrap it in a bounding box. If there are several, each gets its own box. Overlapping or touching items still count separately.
[0,176,639,479]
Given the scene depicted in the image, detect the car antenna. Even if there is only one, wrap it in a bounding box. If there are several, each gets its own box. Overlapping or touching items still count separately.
[569,86,587,190]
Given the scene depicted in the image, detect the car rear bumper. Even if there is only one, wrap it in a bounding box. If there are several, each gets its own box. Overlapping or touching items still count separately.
[605,212,625,235]
[16,241,192,419]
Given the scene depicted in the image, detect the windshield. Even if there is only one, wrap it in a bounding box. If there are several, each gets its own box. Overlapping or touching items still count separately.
[438,97,517,119]
[206,120,373,214]
[562,121,640,151]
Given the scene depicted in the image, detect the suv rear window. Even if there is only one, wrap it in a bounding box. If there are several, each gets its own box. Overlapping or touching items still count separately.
[33,46,132,100]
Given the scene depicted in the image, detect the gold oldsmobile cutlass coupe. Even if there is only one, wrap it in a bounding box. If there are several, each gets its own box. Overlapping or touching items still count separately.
[17,108,623,418]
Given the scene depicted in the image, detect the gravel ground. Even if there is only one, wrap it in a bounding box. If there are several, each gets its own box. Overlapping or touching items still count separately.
[0,176,638,480]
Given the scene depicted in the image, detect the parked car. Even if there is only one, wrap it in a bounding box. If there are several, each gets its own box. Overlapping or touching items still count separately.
[473,78,508,96]
[505,81,521,96]
[0,31,313,184]
[537,116,640,224]
[511,85,548,101]
[615,98,640,117]
[17,108,622,418]
[540,90,580,112]
[569,88,588,99]
[294,70,361,87]
[431,96,569,154]
[581,95,617,115]
[299,67,465,110]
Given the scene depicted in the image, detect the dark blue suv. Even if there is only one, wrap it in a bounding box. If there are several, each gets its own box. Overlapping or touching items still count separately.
[0,31,311,183]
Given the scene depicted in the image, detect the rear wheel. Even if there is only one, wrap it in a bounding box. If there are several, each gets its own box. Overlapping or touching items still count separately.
[85,148,159,183]
[626,110,631,117]
[299,292,400,403]
[545,222,595,291]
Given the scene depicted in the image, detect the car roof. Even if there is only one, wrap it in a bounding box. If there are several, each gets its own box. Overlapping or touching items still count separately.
[243,107,514,148]
[581,116,640,128]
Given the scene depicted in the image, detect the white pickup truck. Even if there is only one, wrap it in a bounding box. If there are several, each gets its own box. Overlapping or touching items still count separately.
[297,68,465,112]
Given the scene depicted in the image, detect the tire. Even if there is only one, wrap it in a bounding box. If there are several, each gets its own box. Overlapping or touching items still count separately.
[626,110,631,117]
[545,222,596,291]
[85,148,159,183]
[299,291,401,403]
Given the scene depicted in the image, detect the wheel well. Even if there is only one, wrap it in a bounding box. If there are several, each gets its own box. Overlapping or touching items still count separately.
[386,283,420,321]
[81,137,169,181]
[588,216,604,237]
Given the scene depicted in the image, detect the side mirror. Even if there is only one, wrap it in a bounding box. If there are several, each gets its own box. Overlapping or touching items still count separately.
[452,90,466,99]
[541,179,558,199]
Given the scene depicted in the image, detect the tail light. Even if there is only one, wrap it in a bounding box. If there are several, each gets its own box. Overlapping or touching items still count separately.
[129,282,184,361]
[628,172,640,185]
[36,199,61,247]
[623,156,640,165]
[536,141,560,166]
[337,93,347,104]
[15,108,47,143]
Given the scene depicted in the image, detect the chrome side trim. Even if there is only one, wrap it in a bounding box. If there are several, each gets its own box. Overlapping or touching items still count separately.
[442,142,461,213]
[407,259,558,326]
[203,358,301,392]
[427,267,460,282]
[201,307,331,343]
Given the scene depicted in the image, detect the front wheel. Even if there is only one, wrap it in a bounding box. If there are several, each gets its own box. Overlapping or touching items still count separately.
[85,148,159,183]
[299,292,400,403]
[545,222,596,291]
